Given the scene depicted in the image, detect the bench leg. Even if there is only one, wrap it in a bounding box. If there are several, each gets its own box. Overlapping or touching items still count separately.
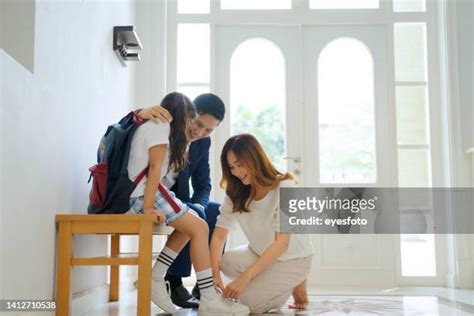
[137,222,153,316]
[109,234,120,301]
[56,222,73,316]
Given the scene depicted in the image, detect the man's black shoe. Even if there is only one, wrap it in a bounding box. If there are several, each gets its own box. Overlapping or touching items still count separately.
[191,283,201,300]
[170,284,200,308]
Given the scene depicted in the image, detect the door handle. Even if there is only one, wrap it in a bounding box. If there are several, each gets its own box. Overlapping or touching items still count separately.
[282,156,301,163]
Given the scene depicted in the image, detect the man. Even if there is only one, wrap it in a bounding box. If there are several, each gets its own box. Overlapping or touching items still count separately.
[139,93,224,308]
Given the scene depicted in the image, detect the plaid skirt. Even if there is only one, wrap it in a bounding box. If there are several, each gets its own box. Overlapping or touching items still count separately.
[127,185,189,224]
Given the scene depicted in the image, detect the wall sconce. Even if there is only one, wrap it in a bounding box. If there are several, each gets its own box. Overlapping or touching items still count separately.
[113,26,143,66]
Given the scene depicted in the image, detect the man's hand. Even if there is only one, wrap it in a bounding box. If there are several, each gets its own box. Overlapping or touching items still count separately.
[143,207,166,224]
[138,105,173,124]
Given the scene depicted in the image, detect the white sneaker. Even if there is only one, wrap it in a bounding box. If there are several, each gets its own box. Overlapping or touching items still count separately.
[199,294,250,315]
[151,279,176,313]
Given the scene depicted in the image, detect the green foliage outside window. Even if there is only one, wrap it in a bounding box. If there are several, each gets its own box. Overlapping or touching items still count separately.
[232,104,286,171]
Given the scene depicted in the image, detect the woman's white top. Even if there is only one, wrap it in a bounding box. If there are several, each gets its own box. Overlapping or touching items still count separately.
[216,180,314,261]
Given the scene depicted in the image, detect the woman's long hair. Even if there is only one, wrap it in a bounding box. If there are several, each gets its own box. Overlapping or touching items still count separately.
[220,133,293,213]
[160,92,196,172]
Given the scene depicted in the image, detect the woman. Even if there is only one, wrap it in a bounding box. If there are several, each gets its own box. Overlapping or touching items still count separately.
[210,133,314,313]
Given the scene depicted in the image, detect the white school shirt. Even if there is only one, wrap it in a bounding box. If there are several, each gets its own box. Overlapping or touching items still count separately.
[161,170,179,189]
[128,121,170,198]
[216,180,314,261]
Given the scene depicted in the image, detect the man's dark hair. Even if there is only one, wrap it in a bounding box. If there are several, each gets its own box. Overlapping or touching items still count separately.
[193,93,226,121]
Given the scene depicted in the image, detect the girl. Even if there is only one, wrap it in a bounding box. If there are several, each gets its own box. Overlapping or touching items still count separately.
[127,92,249,315]
[210,134,314,313]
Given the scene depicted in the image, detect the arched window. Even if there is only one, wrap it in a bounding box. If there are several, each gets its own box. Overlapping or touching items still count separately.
[318,38,376,183]
[230,38,286,170]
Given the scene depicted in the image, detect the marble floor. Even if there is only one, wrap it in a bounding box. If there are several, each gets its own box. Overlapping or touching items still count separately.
[81,283,474,316]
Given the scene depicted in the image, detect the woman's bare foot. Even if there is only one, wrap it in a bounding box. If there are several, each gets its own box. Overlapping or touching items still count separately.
[288,279,308,310]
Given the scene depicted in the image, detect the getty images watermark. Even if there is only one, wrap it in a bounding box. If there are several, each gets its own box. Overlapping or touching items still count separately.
[288,194,377,227]
[279,187,474,234]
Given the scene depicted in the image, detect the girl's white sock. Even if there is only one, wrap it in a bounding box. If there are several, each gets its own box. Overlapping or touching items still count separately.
[152,246,178,281]
[196,268,218,300]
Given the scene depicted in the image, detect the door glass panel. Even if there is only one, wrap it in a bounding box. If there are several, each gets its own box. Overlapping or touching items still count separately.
[394,23,427,82]
[230,38,286,170]
[401,234,436,276]
[396,86,429,145]
[318,38,376,183]
[177,85,210,101]
[398,149,431,187]
[177,24,210,83]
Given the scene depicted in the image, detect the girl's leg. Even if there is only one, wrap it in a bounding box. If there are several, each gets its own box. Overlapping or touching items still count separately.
[169,212,210,270]
[162,212,250,314]
[150,214,206,313]
[152,213,209,281]
[168,213,220,301]
[165,229,190,252]
[152,230,189,281]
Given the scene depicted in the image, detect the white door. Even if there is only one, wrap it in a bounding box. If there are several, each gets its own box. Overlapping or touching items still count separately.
[301,25,397,286]
[214,24,397,286]
[213,25,302,178]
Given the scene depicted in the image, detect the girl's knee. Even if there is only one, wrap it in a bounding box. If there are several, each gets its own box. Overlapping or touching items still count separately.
[188,217,209,239]
[172,213,209,239]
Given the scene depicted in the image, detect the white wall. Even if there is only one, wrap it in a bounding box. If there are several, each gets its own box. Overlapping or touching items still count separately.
[1,0,138,304]
[455,0,474,288]
[134,0,167,108]
[472,159,474,287]
[456,0,474,152]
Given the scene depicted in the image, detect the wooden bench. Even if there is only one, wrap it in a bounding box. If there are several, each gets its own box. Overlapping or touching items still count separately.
[55,214,173,316]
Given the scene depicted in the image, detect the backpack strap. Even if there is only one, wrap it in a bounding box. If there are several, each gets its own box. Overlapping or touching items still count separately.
[157,184,181,213]
[133,168,148,185]
[133,167,180,213]
[132,111,144,124]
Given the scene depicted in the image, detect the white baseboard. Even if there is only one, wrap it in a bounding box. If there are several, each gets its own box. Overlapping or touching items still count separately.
[72,284,109,316]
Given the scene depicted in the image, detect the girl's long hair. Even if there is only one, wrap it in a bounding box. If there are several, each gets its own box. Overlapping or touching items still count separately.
[160,92,196,172]
[220,133,293,213]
